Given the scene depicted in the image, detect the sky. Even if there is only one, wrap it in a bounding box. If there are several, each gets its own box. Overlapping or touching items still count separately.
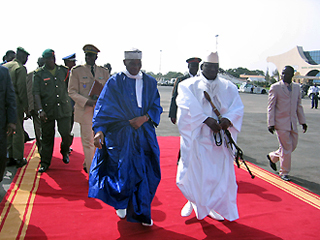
[1,0,320,75]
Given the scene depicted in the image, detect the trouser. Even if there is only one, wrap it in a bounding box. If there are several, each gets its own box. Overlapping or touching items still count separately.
[0,131,7,182]
[40,116,73,168]
[7,107,24,159]
[311,94,318,109]
[32,112,42,151]
[269,129,298,176]
[79,123,95,170]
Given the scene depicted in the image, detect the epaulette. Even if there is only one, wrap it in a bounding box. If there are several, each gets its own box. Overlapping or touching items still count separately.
[59,65,68,69]
[73,65,83,69]
[98,65,108,70]
[34,67,44,73]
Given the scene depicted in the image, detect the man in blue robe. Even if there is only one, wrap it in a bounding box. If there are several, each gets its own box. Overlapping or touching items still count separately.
[88,49,162,226]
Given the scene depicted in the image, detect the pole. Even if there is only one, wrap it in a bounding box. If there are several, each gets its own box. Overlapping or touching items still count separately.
[215,35,219,52]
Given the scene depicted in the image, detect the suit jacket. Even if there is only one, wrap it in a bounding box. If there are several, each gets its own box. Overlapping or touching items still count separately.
[0,65,17,129]
[267,81,306,132]
[68,64,109,124]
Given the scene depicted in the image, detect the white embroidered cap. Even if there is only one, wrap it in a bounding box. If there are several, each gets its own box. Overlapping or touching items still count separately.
[205,52,219,63]
[124,48,142,60]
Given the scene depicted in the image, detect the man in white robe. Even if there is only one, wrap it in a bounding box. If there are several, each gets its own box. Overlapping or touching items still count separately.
[176,52,244,222]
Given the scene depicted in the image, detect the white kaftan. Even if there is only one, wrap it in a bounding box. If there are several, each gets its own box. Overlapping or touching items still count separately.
[176,73,244,221]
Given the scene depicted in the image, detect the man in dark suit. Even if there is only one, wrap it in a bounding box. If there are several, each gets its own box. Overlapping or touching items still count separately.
[0,65,17,182]
[168,57,201,124]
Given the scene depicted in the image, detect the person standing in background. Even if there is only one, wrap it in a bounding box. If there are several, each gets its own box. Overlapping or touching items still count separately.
[169,57,201,124]
[26,57,45,150]
[309,83,319,109]
[68,45,109,173]
[4,47,30,168]
[0,65,17,181]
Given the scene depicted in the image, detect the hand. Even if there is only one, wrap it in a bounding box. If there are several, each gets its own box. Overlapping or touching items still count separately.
[170,117,176,124]
[39,111,48,122]
[268,126,275,134]
[129,115,148,130]
[219,118,231,130]
[302,124,308,133]
[86,99,97,107]
[94,131,104,149]
[6,123,16,136]
[204,117,221,133]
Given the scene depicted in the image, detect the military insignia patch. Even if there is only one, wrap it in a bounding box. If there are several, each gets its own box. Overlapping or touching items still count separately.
[44,78,50,81]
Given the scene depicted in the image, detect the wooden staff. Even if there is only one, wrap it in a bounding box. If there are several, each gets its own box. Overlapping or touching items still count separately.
[204,91,255,179]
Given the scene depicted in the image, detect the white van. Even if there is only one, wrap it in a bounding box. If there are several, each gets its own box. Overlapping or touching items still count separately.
[238,82,267,94]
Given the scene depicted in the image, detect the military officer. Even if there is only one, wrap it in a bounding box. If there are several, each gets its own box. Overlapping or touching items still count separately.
[68,44,109,173]
[62,53,77,138]
[168,57,201,124]
[4,47,30,168]
[33,49,73,173]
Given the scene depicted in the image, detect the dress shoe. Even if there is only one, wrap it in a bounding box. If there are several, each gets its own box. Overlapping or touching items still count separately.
[209,210,224,221]
[142,219,153,227]
[38,165,48,173]
[181,201,193,217]
[16,158,27,168]
[280,175,291,181]
[62,154,70,164]
[69,147,73,154]
[116,209,127,218]
[267,155,277,171]
[6,157,17,166]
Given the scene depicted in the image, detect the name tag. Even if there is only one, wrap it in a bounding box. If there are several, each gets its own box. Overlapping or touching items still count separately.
[99,77,103,79]
[83,77,88,79]
[44,78,50,81]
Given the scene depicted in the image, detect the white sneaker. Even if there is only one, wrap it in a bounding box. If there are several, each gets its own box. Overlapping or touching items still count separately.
[116,209,127,219]
[209,210,224,221]
[181,201,193,217]
[142,219,153,227]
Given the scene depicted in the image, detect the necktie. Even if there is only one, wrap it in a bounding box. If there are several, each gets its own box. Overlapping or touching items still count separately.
[287,85,292,92]
[91,66,95,77]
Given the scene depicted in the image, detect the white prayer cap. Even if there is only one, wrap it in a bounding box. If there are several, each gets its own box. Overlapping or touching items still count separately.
[205,52,219,63]
[124,48,142,60]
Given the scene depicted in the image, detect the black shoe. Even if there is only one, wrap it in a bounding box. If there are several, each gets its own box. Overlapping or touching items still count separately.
[38,165,48,173]
[267,155,277,171]
[16,158,27,168]
[280,175,291,181]
[62,154,70,164]
[7,157,17,166]
[68,147,73,154]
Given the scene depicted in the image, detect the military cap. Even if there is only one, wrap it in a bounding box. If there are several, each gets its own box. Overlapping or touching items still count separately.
[42,49,55,58]
[83,44,100,54]
[17,47,30,56]
[186,57,201,63]
[124,48,142,60]
[62,53,76,61]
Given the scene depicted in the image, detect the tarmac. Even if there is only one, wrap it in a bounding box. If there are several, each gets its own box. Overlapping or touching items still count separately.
[1,85,319,202]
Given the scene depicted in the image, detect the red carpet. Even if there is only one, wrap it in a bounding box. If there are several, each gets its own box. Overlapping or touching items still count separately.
[0,137,319,239]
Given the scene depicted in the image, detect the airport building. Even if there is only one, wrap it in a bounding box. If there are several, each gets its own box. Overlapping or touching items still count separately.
[267,46,320,84]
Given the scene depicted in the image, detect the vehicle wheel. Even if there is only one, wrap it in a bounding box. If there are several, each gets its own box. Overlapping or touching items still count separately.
[261,89,266,94]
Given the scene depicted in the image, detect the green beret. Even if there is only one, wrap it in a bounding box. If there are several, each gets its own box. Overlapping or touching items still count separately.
[42,49,55,58]
[17,47,30,56]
